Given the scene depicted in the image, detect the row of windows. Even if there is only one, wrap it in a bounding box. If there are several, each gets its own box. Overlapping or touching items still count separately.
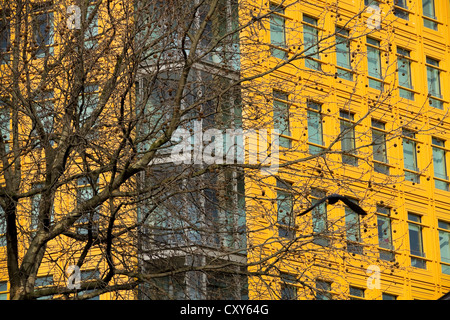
[366,0,441,31]
[0,85,99,150]
[273,93,450,188]
[280,275,398,300]
[0,177,100,246]
[269,4,447,109]
[275,184,450,275]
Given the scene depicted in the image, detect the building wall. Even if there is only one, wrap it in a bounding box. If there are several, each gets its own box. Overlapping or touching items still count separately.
[242,0,450,300]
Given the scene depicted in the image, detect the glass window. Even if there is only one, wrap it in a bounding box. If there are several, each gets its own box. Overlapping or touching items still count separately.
[84,4,99,49]
[303,15,321,71]
[345,203,363,254]
[372,120,389,175]
[30,183,43,232]
[316,280,332,300]
[0,104,10,145]
[277,180,294,239]
[270,4,287,60]
[394,0,409,20]
[77,178,95,205]
[367,38,383,90]
[280,273,297,300]
[349,286,365,300]
[76,177,99,234]
[35,275,54,300]
[79,270,100,300]
[438,221,450,275]
[422,0,438,30]
[0,205,5,247]
[432,138,449,191]
[402,129,419,183]
[345,204,360,241]
[79,85,99,125]
[340,111,357,166]
[307,101,323,154]
[34,91,55,147]
[408,213,426,269]
[0,281,7,300]
[33,10,54,58]
[377,206,394,261]
[426,57,443,109]
[311,189,328,246]
[273,91,291,149]
[35,275,53,287]
[336,28,352,80]
[397,48,414,100]
[364,0,380,6]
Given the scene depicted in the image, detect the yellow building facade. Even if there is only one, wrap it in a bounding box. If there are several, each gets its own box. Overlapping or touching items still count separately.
[242,0,450,300]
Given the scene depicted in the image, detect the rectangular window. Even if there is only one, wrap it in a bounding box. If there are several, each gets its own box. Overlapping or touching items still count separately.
[364,0,380,6]
[345,202,363,254]
[397,48,414,100]
[340,111,357,166]
[30,183,53,235]
[335,28,352,80]
[0,206,5,247]
[371,120,389,175]
[423,0,438,30]
[84,4,99,49]
[311,189,328,246]
[408,213,426,269]
[382,293,397,300]
[273,91,291,149]
[280,273,297,300]
[307,101,323,154]
[349,286,365,300]
[438,220,450,275]
[30,183,43,232]
[0,16,10,64]
[432,138,449,191]
[204,187,220,246]
[402,129,420,183]
[0,281,7,300]
[34,91,55,147]
[303,15,321,71]
[377,205,395,261]
[270,4,287,60]
[277,180,294,239]
[316,280,332,300]
[35,275,54,300]
[426,57,443,109]
[33,8,54,58]
[394,0,409,20]
[367,38,383,90]
[79,270,100,300]
[35,275,53,287]
[79,84,99,127]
